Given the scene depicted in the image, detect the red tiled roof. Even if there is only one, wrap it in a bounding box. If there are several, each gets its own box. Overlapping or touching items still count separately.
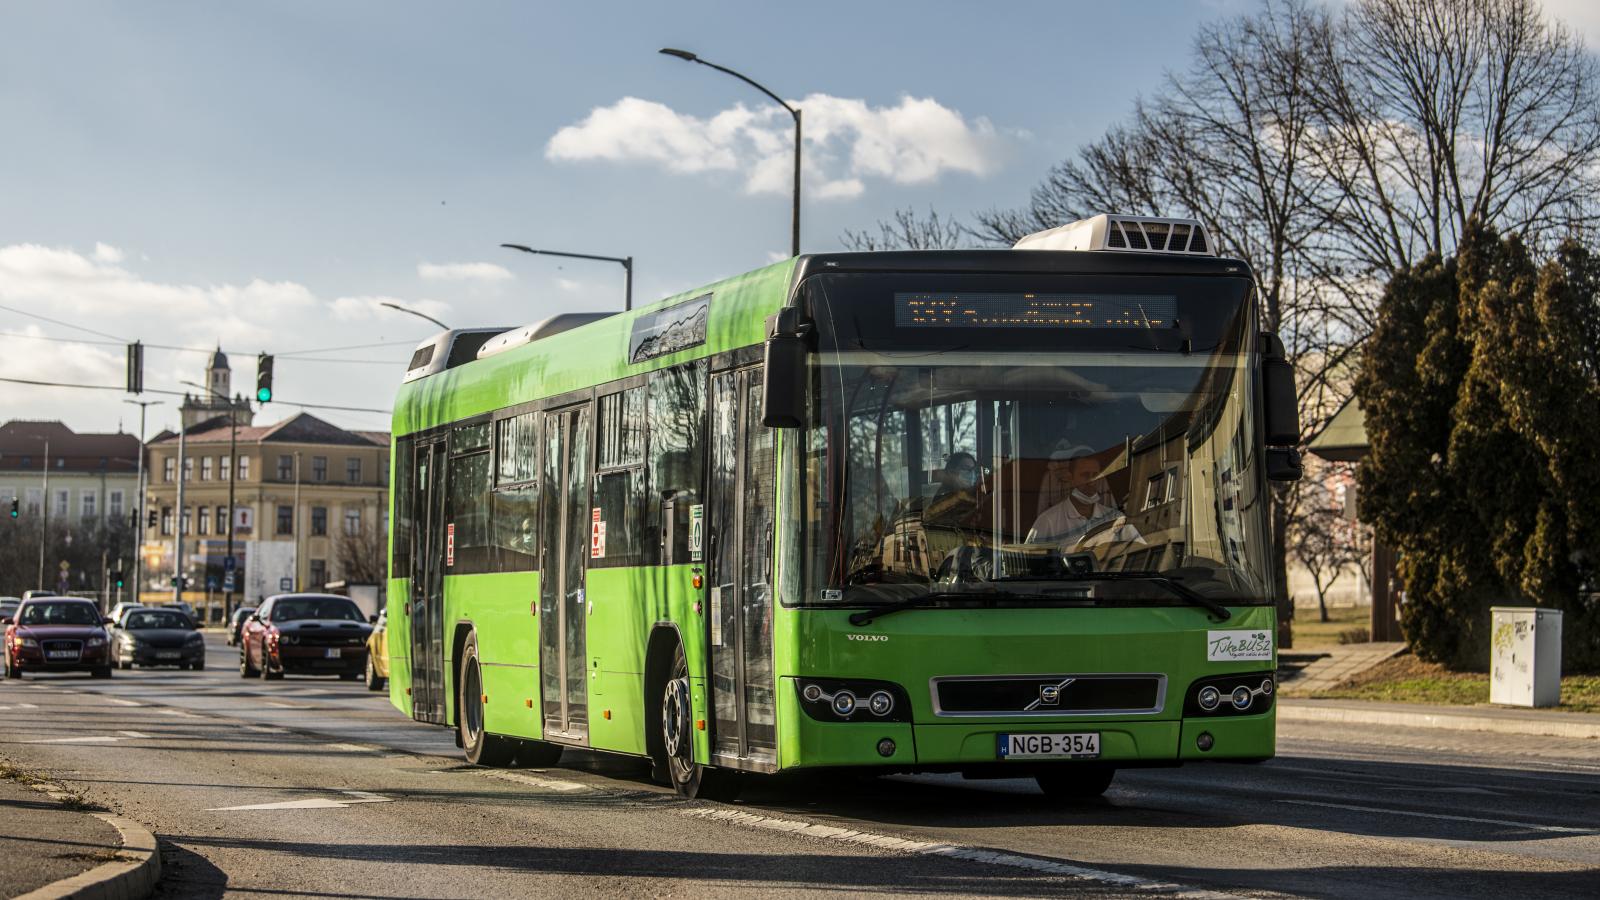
[151,412,388,447]
[0,421,141,473]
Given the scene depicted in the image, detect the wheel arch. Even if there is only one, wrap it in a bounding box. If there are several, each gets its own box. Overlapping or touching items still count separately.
[449,618,475,727]
[643,621,686,764]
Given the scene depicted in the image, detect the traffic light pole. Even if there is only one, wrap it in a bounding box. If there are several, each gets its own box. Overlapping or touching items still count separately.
[224,406,238,623]
[173,422,186,604]
[123,399,159,605]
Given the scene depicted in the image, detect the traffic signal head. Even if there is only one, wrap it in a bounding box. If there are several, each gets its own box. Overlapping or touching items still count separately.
[147,509,158,529]
[255,353,274,403]
[112,572,124,589]
[9,498,16,519]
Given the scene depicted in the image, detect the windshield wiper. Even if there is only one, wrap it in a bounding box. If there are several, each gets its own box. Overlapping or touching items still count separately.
[847,590,1063,627]
[992,572,1232,622]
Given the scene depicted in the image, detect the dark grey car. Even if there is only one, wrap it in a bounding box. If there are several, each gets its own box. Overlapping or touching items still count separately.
[113,608,206,670]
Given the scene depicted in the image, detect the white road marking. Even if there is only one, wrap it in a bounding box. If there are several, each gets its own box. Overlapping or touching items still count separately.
[106,698,142,706]
[23,736,123,744]
[265,702,310,709]
[324,743,381,753]
[1283,799,1598,835]
[681,808,1239,898]
[243,725,288,733]
[207,790,393,811]
[118,731,152,738]
[158,708,202,718]
[478,769,590,793]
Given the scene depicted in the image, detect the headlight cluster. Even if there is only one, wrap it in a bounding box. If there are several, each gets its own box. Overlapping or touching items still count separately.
[280,634,298,645]
[186,632,204,644]
[86,636,106,648]
[17,637,37,648]
[794,677,910,723]
[1184,672,1275,717]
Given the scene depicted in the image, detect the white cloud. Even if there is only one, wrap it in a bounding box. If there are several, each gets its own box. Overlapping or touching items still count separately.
[92,242,124,264]
[417,261,513,282]
[331,295,453,325]
[547,93,1005,200]
[556,278,583,293]
[1544,0,1600,47]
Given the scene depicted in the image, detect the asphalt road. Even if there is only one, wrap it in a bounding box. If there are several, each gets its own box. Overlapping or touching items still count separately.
[2,632,1597,899]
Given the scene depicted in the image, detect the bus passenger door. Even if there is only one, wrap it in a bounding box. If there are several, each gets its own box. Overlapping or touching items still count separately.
[539,403,592,742]
[707,366,777,767]
[409,437,448,724]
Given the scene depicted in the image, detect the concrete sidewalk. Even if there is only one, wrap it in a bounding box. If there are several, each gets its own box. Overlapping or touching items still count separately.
[1279,697,1600,740]
[1279,641,1407,693]
[0,767,160,900]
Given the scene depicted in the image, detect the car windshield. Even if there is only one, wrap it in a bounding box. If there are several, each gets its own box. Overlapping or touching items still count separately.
[125,610,191,630]
[19,602,101,626]
[272,598,362,622]
[788,271,1273,608]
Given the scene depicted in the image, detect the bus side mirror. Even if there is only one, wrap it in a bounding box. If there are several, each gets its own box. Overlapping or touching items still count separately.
[762,308,811,428]
[1260,332,1302,482]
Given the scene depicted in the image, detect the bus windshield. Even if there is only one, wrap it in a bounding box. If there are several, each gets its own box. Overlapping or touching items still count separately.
[790,271,1273,609]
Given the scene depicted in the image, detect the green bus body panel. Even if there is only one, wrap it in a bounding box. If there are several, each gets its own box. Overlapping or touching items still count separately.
[391,259,797,436]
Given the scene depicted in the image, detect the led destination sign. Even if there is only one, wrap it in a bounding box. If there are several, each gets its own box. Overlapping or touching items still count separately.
[895,292,1178,329]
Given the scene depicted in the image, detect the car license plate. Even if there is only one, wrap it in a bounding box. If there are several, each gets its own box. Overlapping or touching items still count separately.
[157,651,180,659]
[324,648,342,659]
[997,732,1101,760]
[46,650,78,660]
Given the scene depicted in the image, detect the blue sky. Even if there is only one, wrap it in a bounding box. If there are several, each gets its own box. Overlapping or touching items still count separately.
[3,0,1593,434]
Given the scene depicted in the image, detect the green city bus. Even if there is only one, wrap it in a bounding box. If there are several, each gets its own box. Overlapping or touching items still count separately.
[385,214,1302,800]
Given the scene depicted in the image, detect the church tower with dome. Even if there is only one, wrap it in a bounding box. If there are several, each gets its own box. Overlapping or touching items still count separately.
[180,347,254,430]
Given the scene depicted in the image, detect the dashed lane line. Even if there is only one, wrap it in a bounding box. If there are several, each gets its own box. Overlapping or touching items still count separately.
[1282,799,1599,835]
[118,731,152,738]
[206,790,394,811]
[23,735,124,744]
[476,769,591,793]
[681,807,1242,898]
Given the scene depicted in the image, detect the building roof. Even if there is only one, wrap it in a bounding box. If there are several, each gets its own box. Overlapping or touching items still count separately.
[0,421,141,474]
[1307,397,1367,462]
[207,346,229,370]
[151,411,388,448]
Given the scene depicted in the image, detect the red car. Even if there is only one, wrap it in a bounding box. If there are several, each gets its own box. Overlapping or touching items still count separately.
[4,597,113,678]
[239,593,371,681]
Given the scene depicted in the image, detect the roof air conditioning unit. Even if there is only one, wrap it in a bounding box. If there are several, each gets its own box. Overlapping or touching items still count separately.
[1013,214,1215,256]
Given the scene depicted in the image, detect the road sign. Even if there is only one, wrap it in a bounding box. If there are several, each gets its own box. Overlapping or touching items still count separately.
[206,575,218,590]
[58,560,70,572]
[279,577,293,591]
[223,556,236,571]
[223,573,235,592]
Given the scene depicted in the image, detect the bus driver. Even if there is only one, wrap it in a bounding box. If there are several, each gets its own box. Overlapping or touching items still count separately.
[1028,444,1118,544]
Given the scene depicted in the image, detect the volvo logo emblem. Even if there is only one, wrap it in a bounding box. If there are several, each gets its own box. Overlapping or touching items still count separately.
[1025,677,1076,711]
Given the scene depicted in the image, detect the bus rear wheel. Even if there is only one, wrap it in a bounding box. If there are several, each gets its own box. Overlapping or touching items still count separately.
[661,643,740,802]
[1035,765,1116,800]
[459,632,518,767]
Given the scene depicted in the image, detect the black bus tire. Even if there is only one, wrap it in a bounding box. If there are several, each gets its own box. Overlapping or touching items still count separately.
[661,642,740,801]
[459,631,518,767]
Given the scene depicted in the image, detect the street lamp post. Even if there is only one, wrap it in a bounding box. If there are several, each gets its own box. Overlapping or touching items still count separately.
[122,399,163,605]
[34,438,49,591]
[173,420,186,604]
[379,302,450,331]
[499,245,634,311]
[659,48,801,258]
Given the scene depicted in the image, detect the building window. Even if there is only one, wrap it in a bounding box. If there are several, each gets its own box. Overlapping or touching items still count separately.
[183,457,194,481]
[308,558,327,588]
[346,457,361,483]
[24,489,40,516]
[277,455,293,481]
[201,457,213,481]
[164,457,175,482]
[344,506,361,536]
[181,507,192,535]
[54,490,68,517]
[81,491,97,520]
[277,505,293,535]
[311,506,327,536]
[311,456,327,482]
[220,455,230,481]
[198,505,210,535]
[238,456,250,481]
[109,490,124,519]
[161,507,172,536]
[216,505,228,535]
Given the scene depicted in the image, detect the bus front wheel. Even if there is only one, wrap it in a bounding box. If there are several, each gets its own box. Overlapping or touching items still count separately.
[459,632,518,767]
[1035,765,1116,800]
[661,643,740,801]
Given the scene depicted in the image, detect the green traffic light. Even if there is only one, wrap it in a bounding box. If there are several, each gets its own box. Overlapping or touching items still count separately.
[257,387,271,402]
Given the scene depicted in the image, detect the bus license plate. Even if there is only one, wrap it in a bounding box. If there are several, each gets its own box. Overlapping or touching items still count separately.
[324,648,342,659]
[998,732,1100,760]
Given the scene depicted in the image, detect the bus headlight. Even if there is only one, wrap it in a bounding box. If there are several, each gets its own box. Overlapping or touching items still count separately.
[793,678,910,723]
[1197,686,1221,711]
[1230,686,1253,710]
[1185,673,1275,717]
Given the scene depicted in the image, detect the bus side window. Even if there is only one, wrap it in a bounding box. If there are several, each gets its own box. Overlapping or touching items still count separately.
[593,385,648,569]
[648,360,708,565]
[492,411,539,572]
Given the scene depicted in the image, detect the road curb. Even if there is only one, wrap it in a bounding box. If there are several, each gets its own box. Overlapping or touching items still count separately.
[12,788,161,900]
[1279,701,1600,740]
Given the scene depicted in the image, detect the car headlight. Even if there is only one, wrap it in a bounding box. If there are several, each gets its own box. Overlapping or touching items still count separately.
[186,633,204,644]
[281,634,298,645]
[17,637,37,648]
[86,636,106,648]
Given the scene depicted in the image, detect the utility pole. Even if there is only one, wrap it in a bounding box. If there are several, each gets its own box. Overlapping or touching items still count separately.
[37,439,49,591]
[499,245,634,311]
[292,451,302,591]
[182,380,243,622]
[173,421,187,603]
[123,400,162,605]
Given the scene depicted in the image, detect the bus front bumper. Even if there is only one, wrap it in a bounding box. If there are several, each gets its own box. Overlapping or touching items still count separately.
[780,711,1274,770]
